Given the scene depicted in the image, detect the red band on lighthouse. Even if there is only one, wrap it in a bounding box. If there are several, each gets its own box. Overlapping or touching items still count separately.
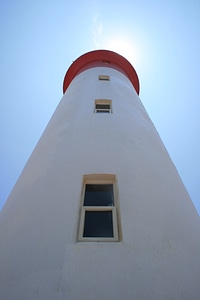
[63,50,140,95]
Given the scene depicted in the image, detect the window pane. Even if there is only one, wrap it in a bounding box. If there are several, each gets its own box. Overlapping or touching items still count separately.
[83,211,113,237]
[84,184,114,206]
[96,110,110,113]
[96,104,110,110]
[98,75,110,81]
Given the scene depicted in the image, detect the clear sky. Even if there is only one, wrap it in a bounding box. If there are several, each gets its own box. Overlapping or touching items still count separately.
[0,0,200,214]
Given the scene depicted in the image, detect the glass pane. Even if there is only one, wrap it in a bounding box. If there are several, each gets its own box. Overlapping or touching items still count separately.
[96,110,110,113]
[98,75,110,81]
[83,211,113,237]
[84,184,114,206]
[96,104,110,109]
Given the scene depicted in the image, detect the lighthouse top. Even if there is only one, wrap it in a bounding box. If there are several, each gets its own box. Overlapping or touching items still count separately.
[63,50,140,95]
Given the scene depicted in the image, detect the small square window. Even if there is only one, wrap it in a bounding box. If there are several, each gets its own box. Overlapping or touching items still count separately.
[95,99,112,113]
[78,175,120,242]
[98,75,110,81]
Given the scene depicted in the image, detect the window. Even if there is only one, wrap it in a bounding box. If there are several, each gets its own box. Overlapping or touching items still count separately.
[95,99,112,113]
[78,174,120,242]
[98,75,110,81]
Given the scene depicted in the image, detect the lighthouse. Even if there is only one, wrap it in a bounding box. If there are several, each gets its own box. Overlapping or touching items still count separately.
[0,50,200,299]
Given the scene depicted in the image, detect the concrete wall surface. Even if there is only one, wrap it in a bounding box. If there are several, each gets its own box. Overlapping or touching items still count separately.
[0,66,200,300]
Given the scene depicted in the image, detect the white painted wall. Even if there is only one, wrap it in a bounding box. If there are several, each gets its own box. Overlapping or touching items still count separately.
[0,66,200,300]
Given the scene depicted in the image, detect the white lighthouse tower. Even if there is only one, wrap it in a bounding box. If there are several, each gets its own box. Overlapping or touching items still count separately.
[0,50,200,299]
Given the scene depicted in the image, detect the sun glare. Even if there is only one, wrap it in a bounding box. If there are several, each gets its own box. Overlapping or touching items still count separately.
[105,38,138,65]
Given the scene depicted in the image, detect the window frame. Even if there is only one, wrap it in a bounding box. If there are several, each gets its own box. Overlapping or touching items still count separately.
[98,75,110,81]
[78,174,120,242]
[94,99,112,114]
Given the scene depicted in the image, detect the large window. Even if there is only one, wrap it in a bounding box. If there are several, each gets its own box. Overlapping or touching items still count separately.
[78,174,120,242]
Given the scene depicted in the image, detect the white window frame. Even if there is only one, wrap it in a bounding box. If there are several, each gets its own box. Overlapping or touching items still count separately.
[78,174,120,242]
[98,75,110,81]
[94,99,112,113]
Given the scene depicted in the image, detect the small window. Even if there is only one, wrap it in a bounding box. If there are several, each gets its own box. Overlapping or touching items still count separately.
[78,174,120,242]
[95,99,112,113]
[98,75,110,81]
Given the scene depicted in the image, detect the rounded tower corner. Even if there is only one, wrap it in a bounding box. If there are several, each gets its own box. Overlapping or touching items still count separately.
[63,50,140,95]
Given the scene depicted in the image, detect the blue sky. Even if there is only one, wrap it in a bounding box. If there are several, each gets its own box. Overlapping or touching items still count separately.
[1,0,200,214]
